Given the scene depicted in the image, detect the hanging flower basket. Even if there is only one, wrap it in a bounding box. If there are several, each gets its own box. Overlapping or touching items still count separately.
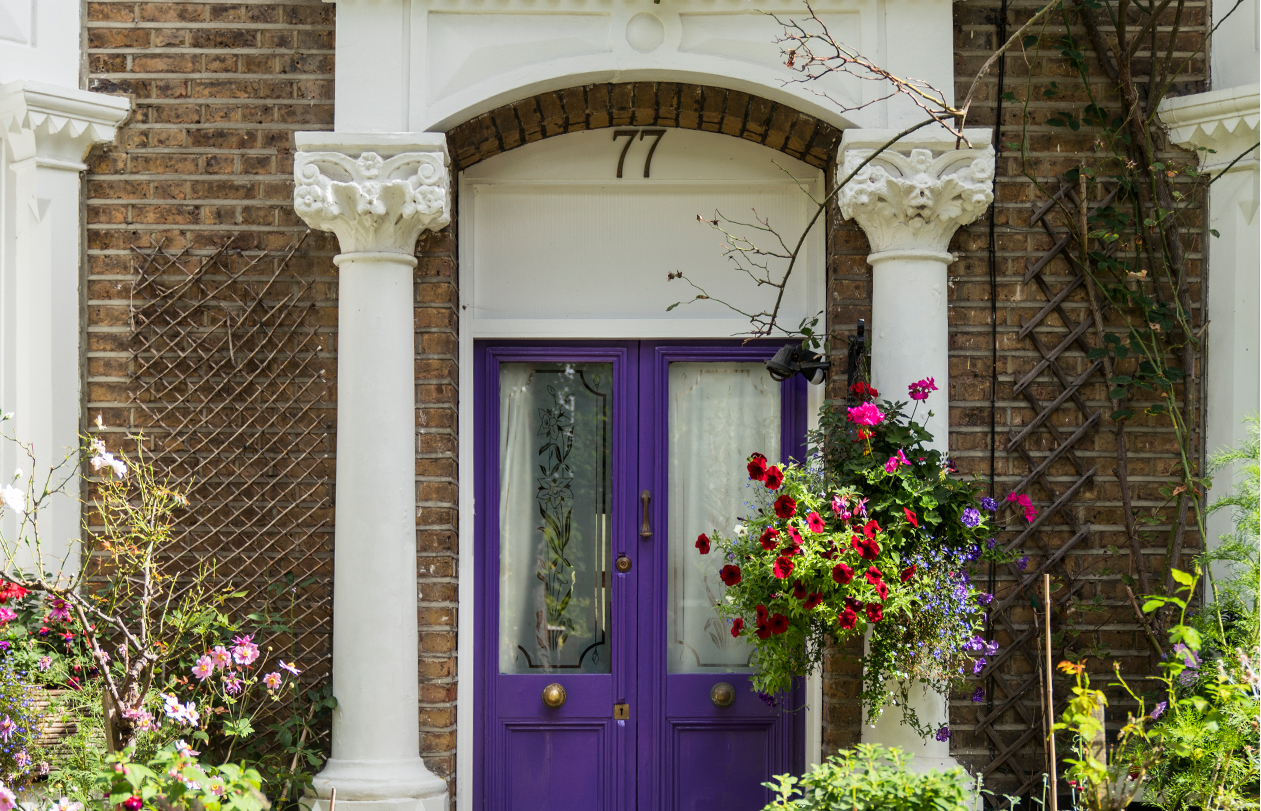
[699,377,1026,734]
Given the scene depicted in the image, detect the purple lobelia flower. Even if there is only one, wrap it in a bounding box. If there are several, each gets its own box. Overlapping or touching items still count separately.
[934,726,952,742]
[981,497,999,512]
[961,508,982,528]
[972,687,985,702]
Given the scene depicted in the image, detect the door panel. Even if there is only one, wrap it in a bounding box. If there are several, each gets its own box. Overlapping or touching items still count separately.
[671,723,776,811]
[503,724,611,811]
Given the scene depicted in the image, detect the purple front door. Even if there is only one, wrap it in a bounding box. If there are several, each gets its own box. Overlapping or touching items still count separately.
[475,342,805,811]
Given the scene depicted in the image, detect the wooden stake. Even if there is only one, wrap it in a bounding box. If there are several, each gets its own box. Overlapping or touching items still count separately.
[1045,573,1058,811]
[329,787,337,811]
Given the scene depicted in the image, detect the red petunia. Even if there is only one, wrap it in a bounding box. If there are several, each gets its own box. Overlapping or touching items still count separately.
[791,580,807,600]
[768,613,789,635]
[874,580,889,601]
[730,617,744,638]
[903,508,918,527]
[865,603,883,623]
[838,607,858,629]
[695,533,711,554]
[865,566,883,587]
[773,556,794,579]
[803,592,824,611]
[832,563,855,585]
[747,453,768,482]
[758,527,780,550]
[764,466,784,490]
[720,564,742,586]
[852,534,880,561]
[755,623,772,640]
[862,519,882,540]
[901,564,917,583]
[774,495,797,519]
[806,511,825,533]
[850,381,879,399]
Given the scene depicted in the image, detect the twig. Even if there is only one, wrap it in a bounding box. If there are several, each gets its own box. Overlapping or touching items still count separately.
[1125,585,1166,659]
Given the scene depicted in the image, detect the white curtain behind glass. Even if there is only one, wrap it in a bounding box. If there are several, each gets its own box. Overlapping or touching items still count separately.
[498,365,537,672]
[667,362,781,673]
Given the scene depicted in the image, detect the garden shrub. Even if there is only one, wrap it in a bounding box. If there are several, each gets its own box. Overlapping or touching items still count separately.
[762,744,973,811]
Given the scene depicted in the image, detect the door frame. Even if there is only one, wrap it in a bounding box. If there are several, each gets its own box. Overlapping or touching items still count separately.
[454,129,828,809]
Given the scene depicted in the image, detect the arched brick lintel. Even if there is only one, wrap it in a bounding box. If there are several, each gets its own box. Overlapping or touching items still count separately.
[446,82,845,172]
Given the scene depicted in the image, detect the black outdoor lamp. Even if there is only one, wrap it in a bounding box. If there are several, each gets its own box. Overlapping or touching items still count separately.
[766,344,830,385]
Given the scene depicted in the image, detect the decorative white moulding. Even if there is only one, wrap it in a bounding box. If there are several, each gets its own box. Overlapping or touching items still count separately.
[0,80,130,166]
[837,128,996,259]
[293,132,451,255]
[1157,84,1260,175]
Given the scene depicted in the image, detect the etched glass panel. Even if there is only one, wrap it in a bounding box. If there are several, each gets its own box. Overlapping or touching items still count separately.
[667,362,781,673]
[499,362,613,674]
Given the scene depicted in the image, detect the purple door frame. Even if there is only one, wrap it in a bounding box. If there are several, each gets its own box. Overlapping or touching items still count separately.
[474,340,806,811]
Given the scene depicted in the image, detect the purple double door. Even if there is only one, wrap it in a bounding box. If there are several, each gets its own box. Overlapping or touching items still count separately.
[475,341,805,810]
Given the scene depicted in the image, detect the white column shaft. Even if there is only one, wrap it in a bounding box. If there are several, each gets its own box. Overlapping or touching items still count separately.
[11,158,84,567]
[869,254,950,447]
[331,252,421,765]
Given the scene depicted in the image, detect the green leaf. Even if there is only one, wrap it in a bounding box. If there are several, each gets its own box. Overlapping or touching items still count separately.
[1170,568,1193,586]
[1209,228,1220,238]
[1023,34,1040,47]
[666,302,681,312]
[1141,598,1164,613]
[1109,387,1129,400]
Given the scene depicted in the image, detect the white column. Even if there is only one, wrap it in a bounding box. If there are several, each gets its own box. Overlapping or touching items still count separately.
[1158,86,1260,580]
[293,133,451,811]
[837,127,995,771]
[0,82,129,574]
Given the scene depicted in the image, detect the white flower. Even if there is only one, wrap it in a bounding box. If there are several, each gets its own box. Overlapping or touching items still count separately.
[108,457,127,478]
[50,799,83,811]
[0,486,22,511]
[94,414,104,429]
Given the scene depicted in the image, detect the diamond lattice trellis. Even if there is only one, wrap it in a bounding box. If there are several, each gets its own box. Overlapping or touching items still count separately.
[128,237,334,675]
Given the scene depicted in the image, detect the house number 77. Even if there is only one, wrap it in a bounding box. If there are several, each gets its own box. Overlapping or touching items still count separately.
[613,129,666,178]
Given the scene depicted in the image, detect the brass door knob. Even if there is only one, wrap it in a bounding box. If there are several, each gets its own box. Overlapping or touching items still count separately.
[615,554,632,573]
[542,683,567,709]
[710,682,735,708]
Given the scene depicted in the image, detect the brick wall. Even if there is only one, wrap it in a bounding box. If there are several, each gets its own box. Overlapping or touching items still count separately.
[82,0,1208,798]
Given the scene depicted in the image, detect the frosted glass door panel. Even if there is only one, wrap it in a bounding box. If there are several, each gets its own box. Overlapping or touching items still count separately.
[499,363,613,674]
[667,362,781,673]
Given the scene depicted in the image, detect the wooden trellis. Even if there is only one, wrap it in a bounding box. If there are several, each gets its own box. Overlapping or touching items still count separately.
[128,236,334,674]
[962,179,1121,802]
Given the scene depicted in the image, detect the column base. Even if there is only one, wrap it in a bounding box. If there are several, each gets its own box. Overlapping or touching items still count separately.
[309,757,448,811]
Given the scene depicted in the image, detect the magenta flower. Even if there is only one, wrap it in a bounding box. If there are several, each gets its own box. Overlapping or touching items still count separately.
[37,656,51,671]
[908,377,939,401]
[45,598,72,623]
[0,608,14,625]
[896,448,910,466]
[884,456,899,473]
[846,402,885,427]
[223,676,243,695]
[0,715,16,741]
[279,660,302,676]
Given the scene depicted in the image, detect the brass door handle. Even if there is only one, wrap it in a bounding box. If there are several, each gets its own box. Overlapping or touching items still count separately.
[710,682,735,708]
[640,490,652,538]
[542,683,566,709]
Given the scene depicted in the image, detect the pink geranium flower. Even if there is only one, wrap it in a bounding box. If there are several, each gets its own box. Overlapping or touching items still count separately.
[846,402,885,427]
[908,377,939,401]
[1006,492,1038,522]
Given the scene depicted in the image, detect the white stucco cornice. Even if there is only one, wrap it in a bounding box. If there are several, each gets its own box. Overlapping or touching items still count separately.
[1157,84,1260,174]
[0,80,130,167]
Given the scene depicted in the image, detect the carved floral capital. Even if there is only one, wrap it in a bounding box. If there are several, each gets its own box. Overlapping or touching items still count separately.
[837,140,995,257]
[293,148,450,256]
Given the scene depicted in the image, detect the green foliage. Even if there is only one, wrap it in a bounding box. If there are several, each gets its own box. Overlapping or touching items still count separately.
[102,741,269,811]
[761,744,973,811]
[0,659,45,789]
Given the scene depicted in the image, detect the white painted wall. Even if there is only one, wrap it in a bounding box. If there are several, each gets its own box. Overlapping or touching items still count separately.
[330,0,956,134]
[455,127,827,810]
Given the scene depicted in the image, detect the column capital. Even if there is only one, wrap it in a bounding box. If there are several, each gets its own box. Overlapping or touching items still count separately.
[837,128,995,259]
[293,132,451,257]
